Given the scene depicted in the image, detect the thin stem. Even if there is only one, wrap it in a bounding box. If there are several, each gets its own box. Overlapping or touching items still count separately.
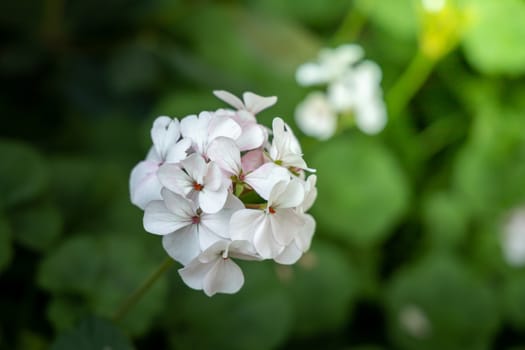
[112,257,174,322]
[245,203,265,209]
[386,50,437,119]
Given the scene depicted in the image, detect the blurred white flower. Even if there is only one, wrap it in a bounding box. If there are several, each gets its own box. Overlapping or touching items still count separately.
[422,0,446,12]
[398,304,432,339]
[296,44,364,86]
[295,45,388,138]
[501,207,525,267]
[130,90,318,296]
[294,92,338,140]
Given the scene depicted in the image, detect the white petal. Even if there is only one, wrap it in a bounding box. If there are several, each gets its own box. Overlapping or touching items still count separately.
[236,123,266,151]
[274,242,303,265]
[157,163,194,196]
[204,161,228,192]
[151,116,180,159]
[199,187,228,214]
[203,258,244,296]
[229,240,260,261]
[271,178,304,209]
[180,113,209,154]
[295,213,316,251]
[295,62,326,86]
[242,92,277,114]
[178,259,213,290]
[253,217,284,258]
[230,209,266,241]
[198,240,229,263]
[200,207,237,240]
[197,224,223,251]
[181,153,207,185]
[244,163,290,200]
[213,90,245,110]
[162,226,201,265]
[295,92,337,140]
[209,115,242,142]
[355,98,387,135]
[143,201,191,235]
[301,175,318,212]
[129,160,162,209]
[207,137,242,175]
[165,138,191,163]
[269,208,303,246]
[161,188,196,218]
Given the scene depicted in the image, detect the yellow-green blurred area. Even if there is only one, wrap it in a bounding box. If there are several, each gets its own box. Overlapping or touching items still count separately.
[1,0,525,349]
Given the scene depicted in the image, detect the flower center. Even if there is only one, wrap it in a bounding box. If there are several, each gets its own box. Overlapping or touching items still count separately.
[268,206,276,214]
[193,182,204,191]
[191,215,200,224]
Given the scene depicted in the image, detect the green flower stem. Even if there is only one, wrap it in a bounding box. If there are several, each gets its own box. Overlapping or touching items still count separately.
[386,50,437,119]
[112,257,174,322]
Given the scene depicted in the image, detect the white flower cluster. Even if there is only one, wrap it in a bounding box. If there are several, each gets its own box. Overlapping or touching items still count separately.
[501,207,525,267]
[295,44,387,139]
[129,91,317,296]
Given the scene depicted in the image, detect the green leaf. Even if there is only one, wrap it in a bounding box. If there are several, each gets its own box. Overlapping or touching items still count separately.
[10,202,63,252]
[38,233,167,336]
[462,0,525,75]
[284,240,359,336]
[166,262,292,350]
[503,271,525,330]
[386,254,500,350]
[311,136,410,246]
[0,213,13,274]
[0,140,48,208]
[51,316,134,350]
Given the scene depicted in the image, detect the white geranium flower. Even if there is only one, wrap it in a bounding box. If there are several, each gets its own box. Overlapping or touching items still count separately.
[207,137,290,199]
[129,116,191,209]
[296,44,364,86]
[230,179,305,259]
[143,189,243,264]
[158,153,229,213]
[268,117,314,172]
[214,90,277,116]
[294,91,338,140]
[180,111,241,157]
[502,207,525,267]
[179,240,260,297]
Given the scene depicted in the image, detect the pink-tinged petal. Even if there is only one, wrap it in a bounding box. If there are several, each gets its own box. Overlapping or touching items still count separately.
[295,213,316,251]
[197,224,223,251]
[271,178,304,209]
[165,138,191,163]
[178,259,214,290]
[269,208,303,246]
[161,188,196,218]
[236,123,266,151]
[209,116,242,142]
[230,209,266,241]
[145,146,161,162]
[129,160,162,209]
[253,217,284,258]
[199,187,228,214]
[151,116,180,159]
[241,149,266,174]
[244,163,290,200]
[143,201,191,235]
[213,90,245,110]
[274,242,303,265]
[204,161,227,192]
[203,258,244,296]
[243,92,277,114]
[207,137,241,175]
[157,163,193,196]
[181,153,207,185]
[162,226,201,265]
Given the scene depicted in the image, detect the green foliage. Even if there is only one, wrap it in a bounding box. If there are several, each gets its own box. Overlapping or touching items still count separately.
[312,135,410,246]
[0,214,13,274]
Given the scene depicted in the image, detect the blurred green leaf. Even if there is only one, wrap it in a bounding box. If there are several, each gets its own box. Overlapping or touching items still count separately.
[386,254,500,350]
[51,316,134,350]
[503,271,525,330]
[166,262,292,350]
[38,233,167,335]
[0,140,48,208]
[0,213,13,274]
[10,202,63,252]
[284,240,359,336]
[311,136,410,246]
[462,0,525,75]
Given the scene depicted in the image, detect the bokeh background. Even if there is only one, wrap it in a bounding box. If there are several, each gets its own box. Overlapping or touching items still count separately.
[1,0,525,349]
